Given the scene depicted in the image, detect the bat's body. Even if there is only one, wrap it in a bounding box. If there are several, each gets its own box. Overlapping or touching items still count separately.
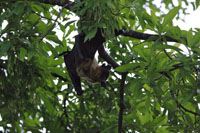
[64,29,111,95]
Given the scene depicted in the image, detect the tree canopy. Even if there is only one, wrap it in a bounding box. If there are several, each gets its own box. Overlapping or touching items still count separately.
[0,0,200,132]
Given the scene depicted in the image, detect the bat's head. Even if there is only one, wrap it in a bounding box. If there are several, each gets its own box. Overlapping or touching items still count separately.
[101,63,111,70]
[100,64,111,87]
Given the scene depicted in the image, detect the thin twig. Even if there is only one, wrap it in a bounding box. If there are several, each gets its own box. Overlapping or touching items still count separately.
[33,11,62,25]
[165,73,200,117]
[51,72,67,82]
[164,49,173,60]
[40,4,68,41]
[178,103,200,116]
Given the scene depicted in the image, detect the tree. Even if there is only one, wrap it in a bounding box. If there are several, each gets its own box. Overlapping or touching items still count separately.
[0,0,200,132]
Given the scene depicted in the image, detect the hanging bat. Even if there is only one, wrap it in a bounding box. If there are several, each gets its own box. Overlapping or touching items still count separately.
[64,29,111,95]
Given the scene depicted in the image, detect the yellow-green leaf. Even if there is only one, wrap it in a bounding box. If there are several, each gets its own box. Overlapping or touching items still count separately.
[163,7,180,25]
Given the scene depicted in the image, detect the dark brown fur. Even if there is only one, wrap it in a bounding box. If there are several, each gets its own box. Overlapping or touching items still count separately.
[64,29,109,95]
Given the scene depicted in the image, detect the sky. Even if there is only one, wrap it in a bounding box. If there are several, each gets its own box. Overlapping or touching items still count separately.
[153,0,200,30]
[175,7,200,30]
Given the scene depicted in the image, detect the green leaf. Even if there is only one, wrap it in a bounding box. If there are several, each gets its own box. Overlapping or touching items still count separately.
[189,31,200,46]
[45,42,58,56]
[151,10,158,25]
[156,126,168,133]
[196,0,200,7]
[143,84,152,92]
[147,116,168,128]
[39,47,49,58]
[46,35,63,46]
[37,21,49,33]
[37,87,56,116]
[31,3,45,12]
[64,20,76,29]
[48,67,67,79]
[153,44,182,53]
[163,7,180,25]
[84,28,97,42]
[65,25,76,37]
[19,47,27,62]
[0,41,12,57]
[27,50,35,61]
[60,20,75,32]
[24,118,37,127]
[12,3,25,15]
[23,114,40,128]
[48,58,63,66]
[191,47,200,54]
[115,63,140,72]
[185,114,194,126]
[28,14,40,23]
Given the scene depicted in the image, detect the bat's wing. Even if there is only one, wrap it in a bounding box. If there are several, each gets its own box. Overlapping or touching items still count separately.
[63,30,105,95]
[64,49,83,96]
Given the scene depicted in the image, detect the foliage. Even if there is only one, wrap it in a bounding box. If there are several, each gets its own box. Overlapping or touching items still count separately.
[0,0,200,132]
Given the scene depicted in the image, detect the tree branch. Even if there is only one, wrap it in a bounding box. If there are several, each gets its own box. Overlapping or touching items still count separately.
[51,72,67,82]
[118,72,128,133]
[0,59,6,69]
[6,0,187,44]
[32,11,62,25]
[178,103,200,116]
[115,29,184,43]
[39,0,75,10]
[5,0,75,11]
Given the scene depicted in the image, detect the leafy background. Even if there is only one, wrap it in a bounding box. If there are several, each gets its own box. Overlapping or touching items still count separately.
[0,0,200,132]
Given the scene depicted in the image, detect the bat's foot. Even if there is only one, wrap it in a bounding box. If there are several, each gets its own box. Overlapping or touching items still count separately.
[76,89,84,96]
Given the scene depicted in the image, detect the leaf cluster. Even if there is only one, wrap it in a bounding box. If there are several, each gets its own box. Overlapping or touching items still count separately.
[0,0,200,132]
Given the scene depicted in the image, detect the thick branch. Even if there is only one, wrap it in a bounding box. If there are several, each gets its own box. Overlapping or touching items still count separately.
[39,0,75,10]
[0,60,6,69]
[118,72,128,133]
[5,0,75,11]
[116,29,182,43]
